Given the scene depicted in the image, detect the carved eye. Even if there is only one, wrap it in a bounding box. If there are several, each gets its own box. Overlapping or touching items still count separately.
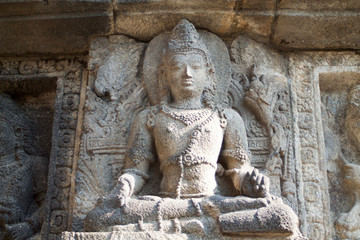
[192,65,201,70]
[171,64,182,71]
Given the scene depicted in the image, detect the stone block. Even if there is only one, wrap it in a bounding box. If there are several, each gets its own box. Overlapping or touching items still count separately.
[273,14,360,49]
[279,0,360,11]
[242,0,276,10]
[0,0,110,17]
[114,0,236,11]
[0,14,111,55]
[114,11,272,41]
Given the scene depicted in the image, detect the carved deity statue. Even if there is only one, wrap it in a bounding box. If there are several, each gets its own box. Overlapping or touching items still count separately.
[335,85,360,238]
[85,20,300,237]
[0,94,47,240]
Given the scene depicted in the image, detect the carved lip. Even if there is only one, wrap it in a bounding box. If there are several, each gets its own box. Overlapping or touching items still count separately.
[182,78,194,86]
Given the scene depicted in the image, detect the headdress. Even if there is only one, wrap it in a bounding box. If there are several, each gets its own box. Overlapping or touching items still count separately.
[166,19,210,64]
[143,19,231,106]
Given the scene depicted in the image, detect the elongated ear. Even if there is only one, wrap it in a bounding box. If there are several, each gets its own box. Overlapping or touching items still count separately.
[157,65,171,103]
[158,65,167,93]
[207,64,215,76]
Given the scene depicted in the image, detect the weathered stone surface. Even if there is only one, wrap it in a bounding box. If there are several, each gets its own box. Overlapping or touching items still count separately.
[1,0,360,56]
[0,1,360,240]
[273,14,360,50]
[79,19,301,240]
[114,12,273,42]
[242,0,276,10]
[0,0,110,17]
[72,35,146,232]
[279,0,360,11]
[61,231,190,240]
[0,15,111,55]
[288,52,360,239]
[0,77,55,239]
[0,58,87,239]
[219,204,298,235]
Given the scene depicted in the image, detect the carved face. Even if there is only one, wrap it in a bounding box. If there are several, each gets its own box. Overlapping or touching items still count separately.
[166,53,208,101]
[0,119,15,156]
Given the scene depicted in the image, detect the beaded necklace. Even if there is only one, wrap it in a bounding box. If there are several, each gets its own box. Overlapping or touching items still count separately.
[160,104,212,126]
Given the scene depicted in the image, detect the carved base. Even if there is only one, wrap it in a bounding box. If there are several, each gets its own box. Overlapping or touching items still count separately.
[61,231,304,240]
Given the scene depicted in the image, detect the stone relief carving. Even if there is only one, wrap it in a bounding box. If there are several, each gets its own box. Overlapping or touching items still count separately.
[0,58,86,239]
[289,52,360,239]
[79,20,302,239]
[72,36,148,231]
[229,36,297,212]
[0,19,358,240]
[0,93,48,240]
[323,84,360,239]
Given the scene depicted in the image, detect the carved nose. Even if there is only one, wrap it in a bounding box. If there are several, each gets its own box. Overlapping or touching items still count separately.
[184,65,192,78]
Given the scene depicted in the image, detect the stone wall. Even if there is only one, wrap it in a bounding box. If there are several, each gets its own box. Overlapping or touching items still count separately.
[0,1,359,239]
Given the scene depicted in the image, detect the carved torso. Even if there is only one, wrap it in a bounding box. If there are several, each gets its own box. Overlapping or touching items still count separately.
[153,105,225,198]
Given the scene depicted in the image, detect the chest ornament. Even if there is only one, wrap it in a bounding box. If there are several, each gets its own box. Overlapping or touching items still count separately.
[160,104,212,126]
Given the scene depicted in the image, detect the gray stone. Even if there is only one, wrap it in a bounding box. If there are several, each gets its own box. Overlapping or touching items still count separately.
[279,0,360,11]
[0,93,51,239]
[0,15,111,55]
[82,19,301,239]
[273,15,360,50]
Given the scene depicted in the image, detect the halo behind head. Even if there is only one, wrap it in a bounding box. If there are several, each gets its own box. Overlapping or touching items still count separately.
[143,19,231,106]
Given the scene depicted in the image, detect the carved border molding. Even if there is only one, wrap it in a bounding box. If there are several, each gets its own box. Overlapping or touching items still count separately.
[289,52,360,239]
[0,59,87,238]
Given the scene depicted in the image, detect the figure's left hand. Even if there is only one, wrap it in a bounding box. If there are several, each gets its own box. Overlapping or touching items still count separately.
[241,168,270,198]
[4,222,34,240]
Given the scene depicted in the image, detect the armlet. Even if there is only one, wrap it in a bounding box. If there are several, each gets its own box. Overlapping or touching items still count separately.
[127,147,155,165]
[221,149,249,165]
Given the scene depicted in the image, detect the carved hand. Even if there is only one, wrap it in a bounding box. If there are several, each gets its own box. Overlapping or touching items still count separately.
[101,179,132,208]
[241,168,270,198]
[117,179,132,207]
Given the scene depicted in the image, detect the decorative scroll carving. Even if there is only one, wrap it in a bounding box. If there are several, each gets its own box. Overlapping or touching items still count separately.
[72,36,148,231]
[0,58,86,239]
[289,52,360,239]
[229,36,297,212]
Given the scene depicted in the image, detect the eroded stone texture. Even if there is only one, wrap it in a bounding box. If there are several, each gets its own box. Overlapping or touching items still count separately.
[319,74,360,239]
[288,52,360,240]
[78,20,302,240]
[0,58,87,239]
[1,0,360,55]
[0,87,54,239]
[72,35,147,231]
[229,36,297,214]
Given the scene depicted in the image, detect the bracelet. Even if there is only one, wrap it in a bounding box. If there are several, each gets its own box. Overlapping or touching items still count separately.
[123,168,150,181]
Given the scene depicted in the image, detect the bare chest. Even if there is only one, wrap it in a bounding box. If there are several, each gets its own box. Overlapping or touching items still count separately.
[153,109,225,160]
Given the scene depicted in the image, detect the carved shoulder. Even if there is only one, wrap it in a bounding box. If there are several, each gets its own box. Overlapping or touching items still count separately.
[131,106,159,130]
[126,107,157,168]
[222,108,246,130]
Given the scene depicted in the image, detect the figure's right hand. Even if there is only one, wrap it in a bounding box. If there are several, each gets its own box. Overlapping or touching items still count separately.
[101,179,131,208]
[117,180,131,207]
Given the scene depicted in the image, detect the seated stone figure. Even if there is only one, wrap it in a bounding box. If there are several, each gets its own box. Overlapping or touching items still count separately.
[0,94,47,240]
[85,20,299,237]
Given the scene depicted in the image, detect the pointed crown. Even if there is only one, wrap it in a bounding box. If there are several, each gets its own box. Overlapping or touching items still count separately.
[167,19,210,63]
